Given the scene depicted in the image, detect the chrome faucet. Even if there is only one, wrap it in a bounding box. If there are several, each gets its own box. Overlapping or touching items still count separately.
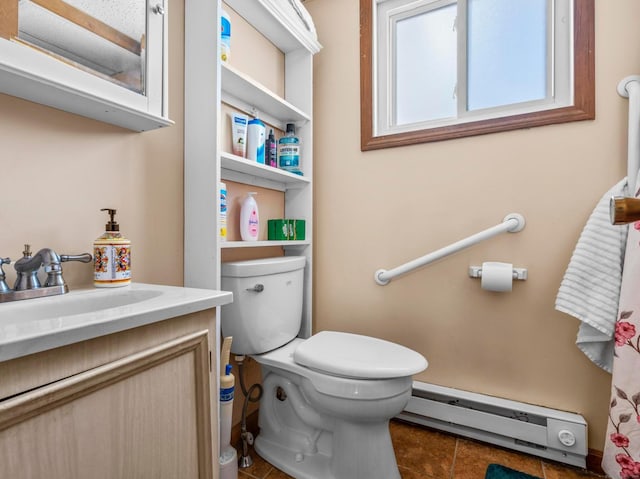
[0,244,92,302]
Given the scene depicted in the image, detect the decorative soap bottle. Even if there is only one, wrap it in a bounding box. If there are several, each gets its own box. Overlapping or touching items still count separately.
[94,208,132,287]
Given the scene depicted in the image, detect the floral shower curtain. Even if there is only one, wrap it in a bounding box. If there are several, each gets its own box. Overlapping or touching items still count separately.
[603,218,640,478]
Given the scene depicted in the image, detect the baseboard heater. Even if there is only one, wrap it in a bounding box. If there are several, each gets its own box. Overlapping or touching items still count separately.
[397,381,588,468]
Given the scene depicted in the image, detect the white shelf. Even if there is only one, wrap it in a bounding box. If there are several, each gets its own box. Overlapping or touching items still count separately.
[221,152,310,191]
[224,0,321,54]
[222,63,310,128]
[221,240,310,249]
[185,0,316,338]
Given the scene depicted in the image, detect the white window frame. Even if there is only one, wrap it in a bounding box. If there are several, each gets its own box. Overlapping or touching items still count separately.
[375,0,571,136]
[360,0,594,150]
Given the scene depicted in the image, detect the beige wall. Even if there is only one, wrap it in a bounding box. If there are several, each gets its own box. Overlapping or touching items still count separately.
[2,0,637,455]
[0,2,185,289]
[305,0,640,452]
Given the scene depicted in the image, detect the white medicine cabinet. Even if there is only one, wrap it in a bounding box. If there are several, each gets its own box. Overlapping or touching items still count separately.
[0,0,172,132]
[184,0,321,338]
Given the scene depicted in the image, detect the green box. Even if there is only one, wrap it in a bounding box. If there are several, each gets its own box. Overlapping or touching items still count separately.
[268,219,289,240]
[289,219,306,240]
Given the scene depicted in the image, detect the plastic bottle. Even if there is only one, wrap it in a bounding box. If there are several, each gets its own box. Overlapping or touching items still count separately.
[93,208,131,287]
[266,129,277,168]
[246,118,266,164]
[219,336,238,479]
[221,9,231,63]
[278,123,302,175]
[219,182,227,242]
[240,192,259,241]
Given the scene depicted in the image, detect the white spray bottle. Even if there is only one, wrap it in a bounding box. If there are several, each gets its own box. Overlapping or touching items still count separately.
[219,336,238,479]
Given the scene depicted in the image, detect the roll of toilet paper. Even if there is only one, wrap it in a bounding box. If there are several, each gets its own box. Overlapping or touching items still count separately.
[481,262,513,292]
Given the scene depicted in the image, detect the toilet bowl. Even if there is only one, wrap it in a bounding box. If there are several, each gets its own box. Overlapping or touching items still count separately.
[221,256,427,479]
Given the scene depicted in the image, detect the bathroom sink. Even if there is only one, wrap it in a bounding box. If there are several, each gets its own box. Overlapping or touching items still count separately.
[0,283,233,362]
[2,288,163,322]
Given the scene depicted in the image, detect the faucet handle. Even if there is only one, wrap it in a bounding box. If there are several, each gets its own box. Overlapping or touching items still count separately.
[0,258,11,293]
[60,253,93,263]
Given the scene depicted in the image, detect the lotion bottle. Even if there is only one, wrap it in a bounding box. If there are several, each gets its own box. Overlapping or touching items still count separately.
[240,192,259,241]
[94,208,131,287]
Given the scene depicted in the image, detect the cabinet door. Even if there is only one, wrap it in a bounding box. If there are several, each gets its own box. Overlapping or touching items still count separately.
[0,0,171,131]
[0,330,213,479]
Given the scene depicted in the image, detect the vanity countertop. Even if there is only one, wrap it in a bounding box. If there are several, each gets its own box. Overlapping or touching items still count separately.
[0,283,232,362]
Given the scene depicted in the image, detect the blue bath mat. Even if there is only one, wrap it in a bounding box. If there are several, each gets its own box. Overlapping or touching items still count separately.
[485,464,542,479]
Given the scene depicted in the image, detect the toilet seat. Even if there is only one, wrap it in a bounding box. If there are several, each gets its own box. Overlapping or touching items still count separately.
[293,331,428,379]
[254,338,415,400]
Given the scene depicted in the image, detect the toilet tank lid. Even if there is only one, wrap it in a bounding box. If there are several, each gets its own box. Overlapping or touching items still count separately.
[221,256,306,277]
[293,331,428,379]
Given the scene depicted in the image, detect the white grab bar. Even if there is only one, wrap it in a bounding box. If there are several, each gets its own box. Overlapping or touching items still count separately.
[374,213,526,286]
[618,75,640,195]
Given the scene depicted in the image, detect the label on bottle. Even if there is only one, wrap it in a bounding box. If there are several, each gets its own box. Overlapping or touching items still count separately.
[249,209,259,237]
[267,139,277,167]
[221,12,231,63]
[220,385,234,402]
[278,144,300,168]
[94,243,131,285]
[219,184,227,240]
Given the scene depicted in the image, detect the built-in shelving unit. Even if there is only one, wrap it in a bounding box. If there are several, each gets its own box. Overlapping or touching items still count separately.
[221,240,311,249]
[184,0,320,338]
[221,64,310,130]
[221,152,310,191]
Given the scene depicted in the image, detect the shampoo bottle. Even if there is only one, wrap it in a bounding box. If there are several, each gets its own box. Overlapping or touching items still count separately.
[240,192,259,241]
[94,208,131,287]
[246,118,266,164]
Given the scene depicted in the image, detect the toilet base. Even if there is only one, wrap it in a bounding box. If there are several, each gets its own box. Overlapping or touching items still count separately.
[255,419,402,479]
[255,435,331,479]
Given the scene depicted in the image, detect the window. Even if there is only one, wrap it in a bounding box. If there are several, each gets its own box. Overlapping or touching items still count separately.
[360,0,594,150]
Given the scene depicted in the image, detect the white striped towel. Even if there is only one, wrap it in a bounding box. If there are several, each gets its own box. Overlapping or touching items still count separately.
[555,177,628,373]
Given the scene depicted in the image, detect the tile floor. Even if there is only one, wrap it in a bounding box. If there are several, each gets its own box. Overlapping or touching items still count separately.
[237,419,605,479]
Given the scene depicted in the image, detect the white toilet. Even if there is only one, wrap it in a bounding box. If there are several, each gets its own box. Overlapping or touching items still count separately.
[220,256,427,479]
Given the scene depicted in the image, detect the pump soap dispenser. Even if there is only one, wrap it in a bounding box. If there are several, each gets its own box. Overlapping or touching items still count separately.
[94,208,131,288]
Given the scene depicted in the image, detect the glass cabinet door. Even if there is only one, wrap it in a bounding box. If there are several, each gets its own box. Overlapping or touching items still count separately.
[0,0,171,131]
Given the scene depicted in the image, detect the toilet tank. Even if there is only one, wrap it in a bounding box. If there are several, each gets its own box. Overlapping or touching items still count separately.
[221,256,306,354]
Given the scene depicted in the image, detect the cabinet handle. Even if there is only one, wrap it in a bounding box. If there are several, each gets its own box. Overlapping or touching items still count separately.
[153,4,165,15]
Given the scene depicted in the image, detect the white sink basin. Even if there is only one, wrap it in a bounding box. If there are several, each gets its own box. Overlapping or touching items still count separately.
[0,283,233,362]
[3,288,163,322]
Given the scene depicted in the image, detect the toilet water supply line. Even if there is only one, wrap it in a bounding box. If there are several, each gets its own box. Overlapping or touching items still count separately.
[235,355,263,468]
[618,75,640,195]
[374,213,526,286]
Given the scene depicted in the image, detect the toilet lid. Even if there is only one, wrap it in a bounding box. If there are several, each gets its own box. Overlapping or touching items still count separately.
[293,331,428,379]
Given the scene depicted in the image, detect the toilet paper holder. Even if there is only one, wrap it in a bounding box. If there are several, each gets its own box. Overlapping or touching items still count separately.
[468,265,528,281]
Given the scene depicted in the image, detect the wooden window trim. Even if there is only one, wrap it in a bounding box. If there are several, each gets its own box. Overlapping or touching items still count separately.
[0,0,18,40]
[360,0,595,151]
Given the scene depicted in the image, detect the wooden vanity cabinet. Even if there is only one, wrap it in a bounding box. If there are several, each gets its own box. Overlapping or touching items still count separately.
[0,309,218,479]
